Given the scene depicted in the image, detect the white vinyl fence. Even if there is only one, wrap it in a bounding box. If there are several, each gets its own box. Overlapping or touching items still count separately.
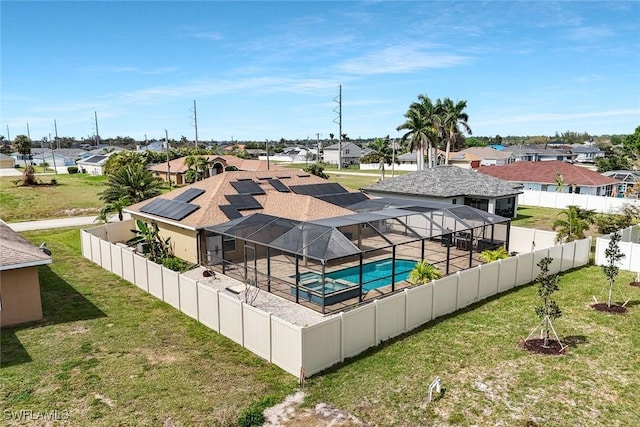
[510,226,557,253]
[519,190,640,213]
[594,225,640,273]
[82,223,591,378]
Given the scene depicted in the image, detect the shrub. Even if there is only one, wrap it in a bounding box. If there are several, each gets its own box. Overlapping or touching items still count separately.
[237,396,279,427]
[162,256,190,272]
[479,246,509,263]
[408,260,442,285]
[50,178,58,185]
[67,166,79,174]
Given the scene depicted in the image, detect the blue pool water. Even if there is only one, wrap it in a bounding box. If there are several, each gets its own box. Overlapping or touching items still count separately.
[299,258,416,291]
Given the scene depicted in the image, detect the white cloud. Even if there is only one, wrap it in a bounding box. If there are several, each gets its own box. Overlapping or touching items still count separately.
[335,44,471,75]
[474,109,640,127]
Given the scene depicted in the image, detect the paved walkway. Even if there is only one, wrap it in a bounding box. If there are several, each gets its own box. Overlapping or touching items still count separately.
[7,214,131,232]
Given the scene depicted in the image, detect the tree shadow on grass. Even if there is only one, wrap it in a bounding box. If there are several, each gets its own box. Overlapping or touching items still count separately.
[1,265,106,368]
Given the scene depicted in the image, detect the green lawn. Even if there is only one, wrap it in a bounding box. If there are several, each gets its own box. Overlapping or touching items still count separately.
[511,205,564,231]
[0,174,108,222]
[0,228,296,426]
[304,265,639,426]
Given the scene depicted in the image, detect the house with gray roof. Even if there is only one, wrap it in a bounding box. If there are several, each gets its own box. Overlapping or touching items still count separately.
[1,220,52,326]
[362,165,523,218]
[571,145,605,163]
[502,144,575,162]
[322,141,362,166]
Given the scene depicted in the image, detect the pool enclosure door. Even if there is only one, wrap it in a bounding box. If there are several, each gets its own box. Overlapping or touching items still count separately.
[244,244,257,285]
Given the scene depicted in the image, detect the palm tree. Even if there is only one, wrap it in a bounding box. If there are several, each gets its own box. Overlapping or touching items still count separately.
[397,95,438,170]
[99,196,130,222]
[99,164,161,204]
[13,134,32,167]
[408,261,442,285]
[436,98,472,165]
[479,246,509,263]
[368,136,395,181]
[552,205,596,243]
[195,156,210,180]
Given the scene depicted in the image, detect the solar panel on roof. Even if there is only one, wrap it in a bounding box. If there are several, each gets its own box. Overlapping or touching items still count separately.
[289,183,349,196]
[225,194,262,210]
[276,175,291,179]
[230,180,266,195]
[236,177,253,181]
[297,174,311,178]
[220,205,242,220]
[317,192,368,207]
[268,179,290,192]
[173,188,205,203]
[257,176,272,180]
[140,198,200,221]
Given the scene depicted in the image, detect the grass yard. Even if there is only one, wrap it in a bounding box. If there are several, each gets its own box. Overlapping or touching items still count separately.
[0,228,296,426]
[304,265,640,426]
[511,205,564,231]
[327,173,380,191]
[0,174,108,222]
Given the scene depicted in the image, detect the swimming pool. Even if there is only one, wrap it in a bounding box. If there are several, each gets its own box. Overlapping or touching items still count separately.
[297,258,417,292]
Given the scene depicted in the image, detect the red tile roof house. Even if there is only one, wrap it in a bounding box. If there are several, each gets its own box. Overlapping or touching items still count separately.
[0,220,52,327]
[477,160,621,197]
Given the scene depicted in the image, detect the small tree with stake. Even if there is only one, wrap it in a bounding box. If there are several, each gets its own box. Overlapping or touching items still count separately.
[602,231,625,308]
[526,256,564,350]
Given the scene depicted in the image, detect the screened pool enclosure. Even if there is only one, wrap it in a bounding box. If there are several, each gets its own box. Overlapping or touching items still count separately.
[203,198,511,314]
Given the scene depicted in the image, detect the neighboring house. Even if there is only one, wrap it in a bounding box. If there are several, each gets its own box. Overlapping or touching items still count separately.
[0,153,15,169]
[502,144,575,162]
[601,170,640,198]
[31,152,77,167]
[323,142,362,166]
[395,150,445,167]
[362,165,523,218]
[571,145,605,163]
[477,160,621,197]
[448,147,516,169]
[0,220,52,327]
[149,156,227,185]
[77,155,111,175]
[79,146,126,159]
[124,171,365,263]
[219,155,289,172]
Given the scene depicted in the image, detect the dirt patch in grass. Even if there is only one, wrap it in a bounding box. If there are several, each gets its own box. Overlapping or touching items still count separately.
[263,392,367,427]
[591,303,627,314]
[521,338,567,355]
[629,281,640,288]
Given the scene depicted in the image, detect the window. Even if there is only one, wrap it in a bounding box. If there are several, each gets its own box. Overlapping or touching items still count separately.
[345,149,350,154]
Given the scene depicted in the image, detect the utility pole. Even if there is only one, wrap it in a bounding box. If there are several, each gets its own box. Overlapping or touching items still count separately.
[26,123,31,141]
[94,111,100,147]
[50,133,57,174]
[316,133,320,163]
[266,139,270,170]
[333,85,342,170]
[54,120,59,149]
[306,136,309,166]
[6,125,10,143]
[192,99,199,149]
[165,129,171,189]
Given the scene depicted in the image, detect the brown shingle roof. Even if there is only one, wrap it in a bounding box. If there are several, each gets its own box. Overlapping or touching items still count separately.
[125,171,357,229]
[476,161,621,186]
[0,221,52,270]
[149,156,226,174]
[219,156,289,172]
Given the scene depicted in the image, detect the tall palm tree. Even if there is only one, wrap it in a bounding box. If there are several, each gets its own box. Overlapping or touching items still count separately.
[552,205,596,243]
[368,136,395,181]
[437,98,472,165]
[99,164,161,204]
[396,94,438,170]
[13,134,32,167]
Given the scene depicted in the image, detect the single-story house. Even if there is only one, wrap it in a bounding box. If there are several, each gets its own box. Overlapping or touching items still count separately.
[0,220,52,327]
[0,153,15,169]
[77,154,111,175]
[322,142,362,166]
[362,165,523,218]
[149,156,228,185]
[396,150,445,167]
[571,145,605,163]
[502,144,575,162]
[448,147,516,169]
[124,171,364,264]
[477,160,621,196]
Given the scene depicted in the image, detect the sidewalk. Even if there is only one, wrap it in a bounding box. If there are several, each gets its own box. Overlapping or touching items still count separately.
[7,214,131,232]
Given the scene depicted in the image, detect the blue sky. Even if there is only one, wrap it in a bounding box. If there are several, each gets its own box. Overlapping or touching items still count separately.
[2,1,639,142]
